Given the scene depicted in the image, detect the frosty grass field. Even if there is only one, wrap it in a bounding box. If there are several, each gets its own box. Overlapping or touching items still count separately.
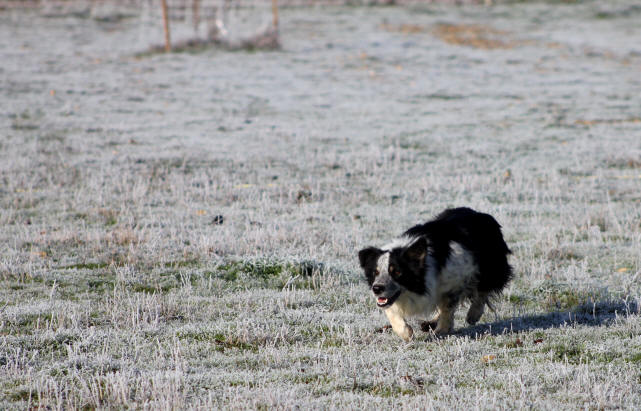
[1,0,641,408]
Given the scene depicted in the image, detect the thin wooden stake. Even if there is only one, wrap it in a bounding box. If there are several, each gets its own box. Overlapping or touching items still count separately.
[271,0,279,30]
[192,0,200,33]
[161,0,171,52]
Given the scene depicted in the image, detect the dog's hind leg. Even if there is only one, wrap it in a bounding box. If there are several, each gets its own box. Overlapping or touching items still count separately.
[466,291,489,325]
[385,309,413,341]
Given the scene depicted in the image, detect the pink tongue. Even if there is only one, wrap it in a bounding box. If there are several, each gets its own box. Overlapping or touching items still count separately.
[377,297,388,304]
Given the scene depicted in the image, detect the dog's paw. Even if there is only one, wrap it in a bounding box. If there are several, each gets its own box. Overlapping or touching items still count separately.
[396,324,413,341]
[466,304,485,325]
[433,323,452,335]
[466,310,482,325]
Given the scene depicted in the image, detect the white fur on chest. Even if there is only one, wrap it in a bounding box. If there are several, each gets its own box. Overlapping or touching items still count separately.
[388,291,435,320]
[388,241,478,320]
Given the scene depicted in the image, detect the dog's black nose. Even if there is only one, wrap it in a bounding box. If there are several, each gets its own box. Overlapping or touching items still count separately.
[372,285,385,295]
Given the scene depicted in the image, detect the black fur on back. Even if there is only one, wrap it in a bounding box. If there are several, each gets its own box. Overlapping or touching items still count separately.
[403,207,513,293]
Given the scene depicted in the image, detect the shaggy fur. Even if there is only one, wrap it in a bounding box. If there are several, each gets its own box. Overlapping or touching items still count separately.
[358,207,513,341]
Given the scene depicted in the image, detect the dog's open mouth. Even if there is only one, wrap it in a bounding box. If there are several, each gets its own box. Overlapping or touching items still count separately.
[376,291,401,308]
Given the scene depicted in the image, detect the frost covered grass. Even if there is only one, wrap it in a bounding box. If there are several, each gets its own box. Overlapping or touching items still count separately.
[2,1,641,409]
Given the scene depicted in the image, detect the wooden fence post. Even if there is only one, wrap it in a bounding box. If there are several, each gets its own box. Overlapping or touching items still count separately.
[271,0,279,30]
[192,0,200,32]
[161,0,171,52]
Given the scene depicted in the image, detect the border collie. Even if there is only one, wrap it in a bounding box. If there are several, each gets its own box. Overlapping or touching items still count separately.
[358,207,512,341]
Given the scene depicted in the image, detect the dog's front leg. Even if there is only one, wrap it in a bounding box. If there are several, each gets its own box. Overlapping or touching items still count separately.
[385,309,413,341]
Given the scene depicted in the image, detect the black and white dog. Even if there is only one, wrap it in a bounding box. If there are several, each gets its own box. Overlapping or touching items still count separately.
[358,208,512,341]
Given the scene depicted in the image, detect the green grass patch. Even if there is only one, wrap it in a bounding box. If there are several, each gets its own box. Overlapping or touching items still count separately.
[507,293,538,309]
[228,380,258,388]
[0,379,35,405]
[12,313,44,329]
[87,278,115,292]
[6,388,33,403]
[213,259,330,281]
[206,261,289,287]
[157,271,188,289]
[61,262,110,270]
[162,259,200,269]
[104,216,117,226]
[530,284,604,311]
[131,283,162,293]
[348,381,417,397]
[87,271,179,294]
[12,333,80,359]
[508,294,527,304]
[205,259,338,290]
[0,270,42,283]
[176,330,259,352]
[543,342,628,365]
[628,352,641,363]
[545,342,584,364]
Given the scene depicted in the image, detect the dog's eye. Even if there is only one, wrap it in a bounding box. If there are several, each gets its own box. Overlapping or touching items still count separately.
[389,266,399,277]
[374,269,380,275]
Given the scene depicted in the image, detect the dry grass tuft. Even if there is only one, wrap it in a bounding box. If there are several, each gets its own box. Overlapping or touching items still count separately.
[380,23,427,34]
[432,23,518,49]
[575,117,641,126]
[104,228,141,247]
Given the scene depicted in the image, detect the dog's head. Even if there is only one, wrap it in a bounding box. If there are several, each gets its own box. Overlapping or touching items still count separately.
[358,237,428,308]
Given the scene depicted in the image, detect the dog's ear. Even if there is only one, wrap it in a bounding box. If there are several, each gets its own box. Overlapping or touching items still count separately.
[402,237,427,269]
[358,247,383,268]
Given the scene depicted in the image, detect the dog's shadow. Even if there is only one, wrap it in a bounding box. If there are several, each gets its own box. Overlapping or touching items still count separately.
[447,299,639,339]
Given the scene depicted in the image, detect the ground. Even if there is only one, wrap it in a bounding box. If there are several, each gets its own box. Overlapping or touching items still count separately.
[1,0,641,409]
